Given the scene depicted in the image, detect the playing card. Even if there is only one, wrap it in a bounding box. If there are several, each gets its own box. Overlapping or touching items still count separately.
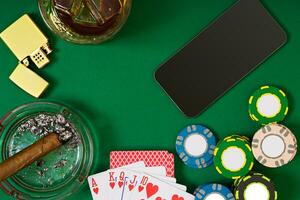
[108,163,167,200]
[130,166,167,177]
[109,166,181,200]
[123,172,182,200]
[116,171,186,200]
[107,162,146,200]
[109,166,166,200]
[88,175,102,200]
[168,182,187,192]
[110,151,175,177]
[86,173,109,199]
[88,162,145,200]
[149,175,176,184]
[131,173,194,200]
[132,173,186,192]
[109,169,142,200]
[118,165,174,183]
[119,161,146,169]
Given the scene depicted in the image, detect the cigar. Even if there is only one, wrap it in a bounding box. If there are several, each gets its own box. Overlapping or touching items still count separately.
[0,132,73,181]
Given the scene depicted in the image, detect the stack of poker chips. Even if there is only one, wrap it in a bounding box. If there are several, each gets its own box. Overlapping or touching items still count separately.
[175,124,216,169]
[194,183,234,200]
[233,172,277,200]
[213,135,254,179]
[248,85,298,168]
[174,85,296,200]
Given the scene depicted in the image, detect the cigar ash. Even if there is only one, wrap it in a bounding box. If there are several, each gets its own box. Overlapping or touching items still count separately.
[7,113,82,188]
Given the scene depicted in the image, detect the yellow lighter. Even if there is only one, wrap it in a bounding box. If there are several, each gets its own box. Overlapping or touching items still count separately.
[0,14,52,98]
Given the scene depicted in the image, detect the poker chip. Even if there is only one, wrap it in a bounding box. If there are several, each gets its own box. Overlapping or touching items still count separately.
[224,135,251,143]
[214,136,254,179]
[252,123,297,168]
[234,173,277,200]
[248,86,288,125]
[176,124,216,169]
[194,183,234,200]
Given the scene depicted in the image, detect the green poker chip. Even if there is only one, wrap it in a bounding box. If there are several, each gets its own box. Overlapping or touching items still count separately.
[213,138,254,179]
[224,135,251,144]
[248,86,288,125]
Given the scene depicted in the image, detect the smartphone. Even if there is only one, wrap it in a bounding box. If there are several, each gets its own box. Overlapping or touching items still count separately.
[155,0,287,117]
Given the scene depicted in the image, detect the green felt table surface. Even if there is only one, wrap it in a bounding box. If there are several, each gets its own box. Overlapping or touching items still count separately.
[0,0,300,199]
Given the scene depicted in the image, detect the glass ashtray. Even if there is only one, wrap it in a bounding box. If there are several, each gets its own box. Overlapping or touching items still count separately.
[0,102,93,200]
[38,0,132,44]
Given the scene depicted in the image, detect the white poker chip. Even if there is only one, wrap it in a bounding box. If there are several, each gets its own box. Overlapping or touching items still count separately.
[252,123,297,168]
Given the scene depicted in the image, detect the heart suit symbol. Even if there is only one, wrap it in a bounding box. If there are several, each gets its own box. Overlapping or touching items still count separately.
[146,183,159,198]
[118,181,124,188]
[93,187,99,194]
[128,184,134,191]
[172,194,184,200]
[138,185,144,192]
[110,182,115,189]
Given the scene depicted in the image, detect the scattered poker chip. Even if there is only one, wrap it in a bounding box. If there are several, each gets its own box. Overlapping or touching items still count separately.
[176,124,216,169]
[252,123,297,168]
[194,183,234,200]
[234,173,277,200]
[248,86,288,125]
[214,136,254,179]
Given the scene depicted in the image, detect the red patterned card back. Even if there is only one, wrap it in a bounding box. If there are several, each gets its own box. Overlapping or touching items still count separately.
[110,151,175,177]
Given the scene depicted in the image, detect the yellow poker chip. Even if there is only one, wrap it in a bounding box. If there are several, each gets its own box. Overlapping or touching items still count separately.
[252,123,297,168]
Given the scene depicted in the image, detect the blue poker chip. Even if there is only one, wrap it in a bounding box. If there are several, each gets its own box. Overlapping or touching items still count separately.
[194,183,235,200]
[175,124,216,169]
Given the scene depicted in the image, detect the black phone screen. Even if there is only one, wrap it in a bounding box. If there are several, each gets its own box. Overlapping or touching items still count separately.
[155,0,287,117]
